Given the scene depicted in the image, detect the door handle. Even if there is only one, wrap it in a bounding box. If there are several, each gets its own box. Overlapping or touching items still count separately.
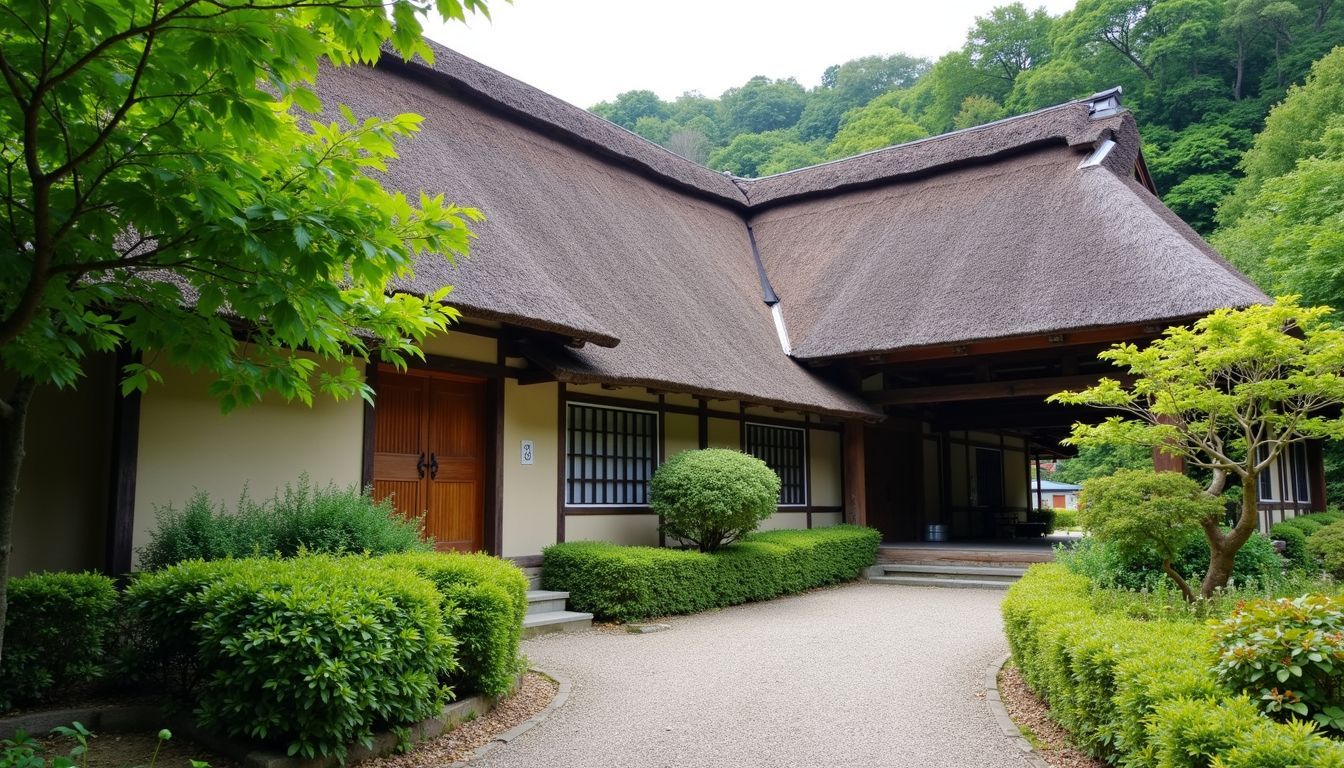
[416,452,426,479]
[429,452,439,480]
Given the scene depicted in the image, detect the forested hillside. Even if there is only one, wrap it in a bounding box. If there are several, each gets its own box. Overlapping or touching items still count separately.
[590,0,1344,237]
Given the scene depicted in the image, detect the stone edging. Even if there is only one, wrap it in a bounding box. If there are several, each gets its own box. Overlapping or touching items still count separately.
[454,667,572,766]
[985,653,1050,768]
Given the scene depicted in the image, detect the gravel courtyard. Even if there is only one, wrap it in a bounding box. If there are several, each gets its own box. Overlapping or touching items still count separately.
[477,582,1029,768]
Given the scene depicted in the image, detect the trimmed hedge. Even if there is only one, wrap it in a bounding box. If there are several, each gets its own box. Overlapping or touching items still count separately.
[1002,564,1344,766]
[542,525,879,622]
[1054,508,1078,529]
[0,572,119,710]
[379,551,528,696]
[126,555,457,759]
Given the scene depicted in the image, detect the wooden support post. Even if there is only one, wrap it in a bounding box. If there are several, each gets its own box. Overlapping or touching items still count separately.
[1309,440,1327,513]
[843,420,867,526]
[1153,414,1185,473]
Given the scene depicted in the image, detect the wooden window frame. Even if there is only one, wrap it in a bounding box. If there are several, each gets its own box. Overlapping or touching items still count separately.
[563,401,660,509]
[744,421,809,507]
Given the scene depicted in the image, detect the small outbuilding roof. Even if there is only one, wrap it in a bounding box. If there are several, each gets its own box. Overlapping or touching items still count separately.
[309,45,1268,418]
[1031,479,1083,492]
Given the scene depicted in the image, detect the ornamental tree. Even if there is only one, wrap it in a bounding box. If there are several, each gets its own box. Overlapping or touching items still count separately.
[1078,469,1225,602]
[1050,297,1344,599]
[0,0,491,666]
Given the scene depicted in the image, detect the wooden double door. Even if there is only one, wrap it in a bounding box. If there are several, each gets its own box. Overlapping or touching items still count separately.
[372,368,486,552]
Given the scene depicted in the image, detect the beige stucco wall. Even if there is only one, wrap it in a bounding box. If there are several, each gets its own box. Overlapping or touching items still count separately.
[706,398,738,414]
[133,358,364,560]
[665,412,698,458]
[565,514,659,545]
[418,328,498,363]
[1005,447,1029,509]
[9,354,115,575]
[758,511,809,531]
[706,417,739,449]
[502,380,558,558]
[743,405,804,422]
[664,392,698,409]
[808,429,842,507]
[812,511,843,527]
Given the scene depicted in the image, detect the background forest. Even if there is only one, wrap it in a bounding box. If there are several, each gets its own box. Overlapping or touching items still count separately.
[589,0,1344,493]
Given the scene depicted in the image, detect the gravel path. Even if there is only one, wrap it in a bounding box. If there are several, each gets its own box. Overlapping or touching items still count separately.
[478,582,1028,768]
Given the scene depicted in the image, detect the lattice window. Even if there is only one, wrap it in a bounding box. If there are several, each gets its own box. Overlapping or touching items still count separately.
[745,423,807,506]
[565,403,658,506]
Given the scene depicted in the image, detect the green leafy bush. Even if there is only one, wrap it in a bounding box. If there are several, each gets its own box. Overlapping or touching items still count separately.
[542,525,879,622]
[0,572,119,710]
[126,555,456,759]
[1212,594,1344,732]
[1002,565,1344,765]
[1272,522,1315,572]
[1057,532,1282,593]
[1308,521,1344,578]
[138,476,428,570]
[379,551,528,697]
[650,449,780,552]
[1053,508,1078,530]
[1027,507,1056,534]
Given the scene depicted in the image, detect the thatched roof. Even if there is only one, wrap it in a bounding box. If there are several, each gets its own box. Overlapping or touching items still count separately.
[310,46,1267,418]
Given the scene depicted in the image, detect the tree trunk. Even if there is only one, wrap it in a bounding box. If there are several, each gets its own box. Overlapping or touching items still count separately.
[1162,557,1197,603]
[0,377,36,668]
[1201,472,1259,598]
[1233,40,1245,101]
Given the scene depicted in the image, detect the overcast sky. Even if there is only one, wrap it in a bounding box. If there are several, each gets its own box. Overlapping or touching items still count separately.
[424,0,1079,108]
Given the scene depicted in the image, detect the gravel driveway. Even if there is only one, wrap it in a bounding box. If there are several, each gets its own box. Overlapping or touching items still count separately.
[477,582,1028,768]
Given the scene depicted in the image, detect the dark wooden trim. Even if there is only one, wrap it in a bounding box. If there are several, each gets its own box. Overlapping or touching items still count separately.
[485,349,505,556]
[105,346,141,577]
[394,354,514,381]
[946,435,1029,452]
[449,321,504,339]
[556,383,566,544]
[563,390,692,415]
[849,323,1173,365]
[658,394,667,547]
[804,423,813,529]
[697,399,708,449]
[361,362,378,488]
[1309,440,1328,512]
[507,554,543,568]
[564,507,658,516]
[870,373,1129,406]
[843,420,866,526]
[742,412,815,430]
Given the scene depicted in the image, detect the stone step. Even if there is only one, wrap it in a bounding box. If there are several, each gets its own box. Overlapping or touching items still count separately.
[867,575,1013,590]
[867,563,1026,582]
[525,590,570,616]
[522,610,594,638]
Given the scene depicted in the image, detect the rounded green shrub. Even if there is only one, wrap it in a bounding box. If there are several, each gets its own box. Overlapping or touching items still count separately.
[126,555,456,759]
[650,449,780,552]
[1270,521,1313,572]
[0,572,119,710]
[1308,520,1344,578]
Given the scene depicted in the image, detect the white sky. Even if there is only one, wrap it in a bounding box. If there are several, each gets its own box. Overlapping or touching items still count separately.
[425,0,1079,108]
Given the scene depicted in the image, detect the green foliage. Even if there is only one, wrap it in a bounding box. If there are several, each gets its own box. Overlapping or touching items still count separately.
[0,573,118,711]
[965,3,1054,83]
[137,477,428,570]
[378,551,528,697]
[1050,443,1154,485]
[1054,508,1080,529]
[826,92,929,159]
[1058,533,1283,593]
[707,131,818,178]
[953,95,1007,130]
[541,525,879,622]
[1028,507,1057,534]
[125,555,457,760]
[590,90,668,129]
[1079,470,1225,597]
[1002,564,1344,765]
[1051,298,1344,595]
[1271,521,1314,572]
[0,0,490,405]
[650,449,780,552]
[1212,594,1344,732]
[718,76,809,136]
[1308,521,1344,578]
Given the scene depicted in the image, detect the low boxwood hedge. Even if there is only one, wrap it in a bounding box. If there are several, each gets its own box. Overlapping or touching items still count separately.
[379,551,529,696]
[0,571,119,710]
[126,555,458,759]
[542,524,879,622]
[1002,564,1344,766]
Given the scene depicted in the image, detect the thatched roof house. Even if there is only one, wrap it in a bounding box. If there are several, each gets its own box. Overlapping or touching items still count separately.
[17,44,1298,580]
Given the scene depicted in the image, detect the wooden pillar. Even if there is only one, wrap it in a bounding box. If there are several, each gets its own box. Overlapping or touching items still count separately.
[843,420,867,526]
[1153,415,1185,473]
[1309,440,1327,512]
[105,346,141,577]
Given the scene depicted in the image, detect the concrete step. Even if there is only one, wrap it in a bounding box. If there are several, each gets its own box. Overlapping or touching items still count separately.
[868,575,1013,590]
[867,563,1026,583]
[525,590,570,616]
[522,609,594,638]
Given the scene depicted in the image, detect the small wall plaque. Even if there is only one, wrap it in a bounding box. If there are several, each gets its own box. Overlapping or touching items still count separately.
[521,440,534,465]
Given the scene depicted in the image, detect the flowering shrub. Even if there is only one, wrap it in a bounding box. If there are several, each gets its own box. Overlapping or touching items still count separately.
[1211,594,1344,732]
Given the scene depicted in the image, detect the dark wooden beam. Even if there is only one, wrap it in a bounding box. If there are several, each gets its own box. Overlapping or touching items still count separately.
[105,346,141,577]
[848,323,1174,365]
[843,420,867,526]
[870,373,1127,406]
